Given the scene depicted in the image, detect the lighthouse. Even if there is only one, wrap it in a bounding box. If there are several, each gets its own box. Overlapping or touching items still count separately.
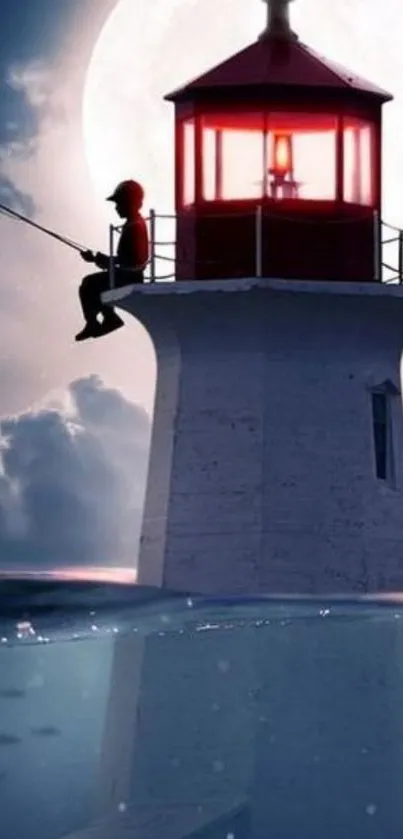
[82,5,403,838]
[103,0,403,597]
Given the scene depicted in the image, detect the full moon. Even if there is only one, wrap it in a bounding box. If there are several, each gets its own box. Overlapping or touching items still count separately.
[82,0,403,222]
[82,0,264,210]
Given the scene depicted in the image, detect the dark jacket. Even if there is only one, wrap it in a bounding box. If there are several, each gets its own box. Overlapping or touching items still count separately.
[95,214,149,271]
[117,215,149,270]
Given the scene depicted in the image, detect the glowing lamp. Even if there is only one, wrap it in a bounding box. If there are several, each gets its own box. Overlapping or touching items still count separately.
[271,133,293,176]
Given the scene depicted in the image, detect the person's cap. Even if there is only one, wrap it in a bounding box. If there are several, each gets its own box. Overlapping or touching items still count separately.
[106,180,144,203]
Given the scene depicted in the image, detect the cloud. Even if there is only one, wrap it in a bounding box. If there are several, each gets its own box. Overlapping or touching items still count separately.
[0,175,35,216]
[7,61,53,111]
[0,7,156,418]
[0,375,150,572]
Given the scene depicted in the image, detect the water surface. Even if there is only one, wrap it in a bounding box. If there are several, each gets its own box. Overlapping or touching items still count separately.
[1,580,403,839]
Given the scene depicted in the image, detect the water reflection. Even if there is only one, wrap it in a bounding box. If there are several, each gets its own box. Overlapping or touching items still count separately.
[1,580,403,838]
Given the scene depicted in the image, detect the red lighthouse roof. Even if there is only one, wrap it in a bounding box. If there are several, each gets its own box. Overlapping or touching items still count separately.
[165,0,392,105]
[165,38,392,103]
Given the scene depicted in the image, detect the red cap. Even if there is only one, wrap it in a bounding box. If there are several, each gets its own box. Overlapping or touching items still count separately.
[107,180,144,205]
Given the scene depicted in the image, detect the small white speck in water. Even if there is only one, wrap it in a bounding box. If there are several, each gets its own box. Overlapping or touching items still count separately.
[16,621,35,639]
[212,703,221,712]
[217,660,230,673]
[118,802,127,813]
[227,833,235,839]
[366,804,377,816]
[186,598,194,608]
[319,609,331,617]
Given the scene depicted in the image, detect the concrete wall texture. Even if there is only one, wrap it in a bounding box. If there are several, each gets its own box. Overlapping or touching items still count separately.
[114,279,403,596]
[83,279,403,839]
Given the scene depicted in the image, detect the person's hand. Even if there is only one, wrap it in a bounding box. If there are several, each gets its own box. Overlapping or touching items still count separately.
[94,252,109,270]
[80,250,95,263]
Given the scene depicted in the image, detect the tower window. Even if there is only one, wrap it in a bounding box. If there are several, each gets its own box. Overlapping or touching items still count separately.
[371,391,390,481]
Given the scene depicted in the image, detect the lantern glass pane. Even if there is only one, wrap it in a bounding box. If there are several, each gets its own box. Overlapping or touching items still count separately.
[203,127,217,201]
[183,120,195,206]
[201,112,265,201]
[200,112,338,202]
[221,129,265,200]
[267,113,337,200]
[343,119,374,206]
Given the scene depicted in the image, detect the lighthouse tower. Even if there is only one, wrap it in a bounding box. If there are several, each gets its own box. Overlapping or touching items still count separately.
[104,0,402,597]
[84,6,403,839]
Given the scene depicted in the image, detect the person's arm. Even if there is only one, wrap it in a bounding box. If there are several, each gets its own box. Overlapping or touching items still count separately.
[94,252,110,270]
[79,251,115,270]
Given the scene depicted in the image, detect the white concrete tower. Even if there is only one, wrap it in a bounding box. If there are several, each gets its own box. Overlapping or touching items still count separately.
[77,5,403,839]
[104,0,400,598]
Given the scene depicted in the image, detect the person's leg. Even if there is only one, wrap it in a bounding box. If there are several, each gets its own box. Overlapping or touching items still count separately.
[76,271,117,341]
[79,271,111,321]
[96,269,139,334]
[98,269,126,331]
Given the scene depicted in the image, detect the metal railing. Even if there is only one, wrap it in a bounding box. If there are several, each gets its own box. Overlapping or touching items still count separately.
[380,220,403,284]
[108,208,403,289]
[108,210,176,289]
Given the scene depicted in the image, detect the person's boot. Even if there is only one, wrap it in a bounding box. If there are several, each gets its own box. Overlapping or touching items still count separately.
[98,312,124,336]
[75,322,102,342]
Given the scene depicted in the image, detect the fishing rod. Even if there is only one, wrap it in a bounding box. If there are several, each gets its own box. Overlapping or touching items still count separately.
[0,201,89,253]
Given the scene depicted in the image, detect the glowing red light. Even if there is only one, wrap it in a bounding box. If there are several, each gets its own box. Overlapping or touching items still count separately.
[272,133,293,175]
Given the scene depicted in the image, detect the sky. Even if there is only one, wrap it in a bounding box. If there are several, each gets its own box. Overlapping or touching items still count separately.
[0,0,402,579]
[0,0,152,578]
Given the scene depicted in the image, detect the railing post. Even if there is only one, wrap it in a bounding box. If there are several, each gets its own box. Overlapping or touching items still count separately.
[399,230,403,284]
[373,210,381,282]
[109,224,115,289]
[149,208,156,283]
[255,205,263,278]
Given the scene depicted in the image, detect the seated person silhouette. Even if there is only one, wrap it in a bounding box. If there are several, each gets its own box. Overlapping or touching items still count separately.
[75,179,149,342]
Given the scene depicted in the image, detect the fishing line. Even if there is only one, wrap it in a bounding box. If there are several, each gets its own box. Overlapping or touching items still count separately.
[0,201,89,252]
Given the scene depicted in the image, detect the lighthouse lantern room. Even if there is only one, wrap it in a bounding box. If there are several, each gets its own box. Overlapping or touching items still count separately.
[165,0,392,283]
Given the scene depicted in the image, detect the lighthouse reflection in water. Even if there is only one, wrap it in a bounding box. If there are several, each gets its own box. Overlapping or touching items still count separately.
[1,581,403,839]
